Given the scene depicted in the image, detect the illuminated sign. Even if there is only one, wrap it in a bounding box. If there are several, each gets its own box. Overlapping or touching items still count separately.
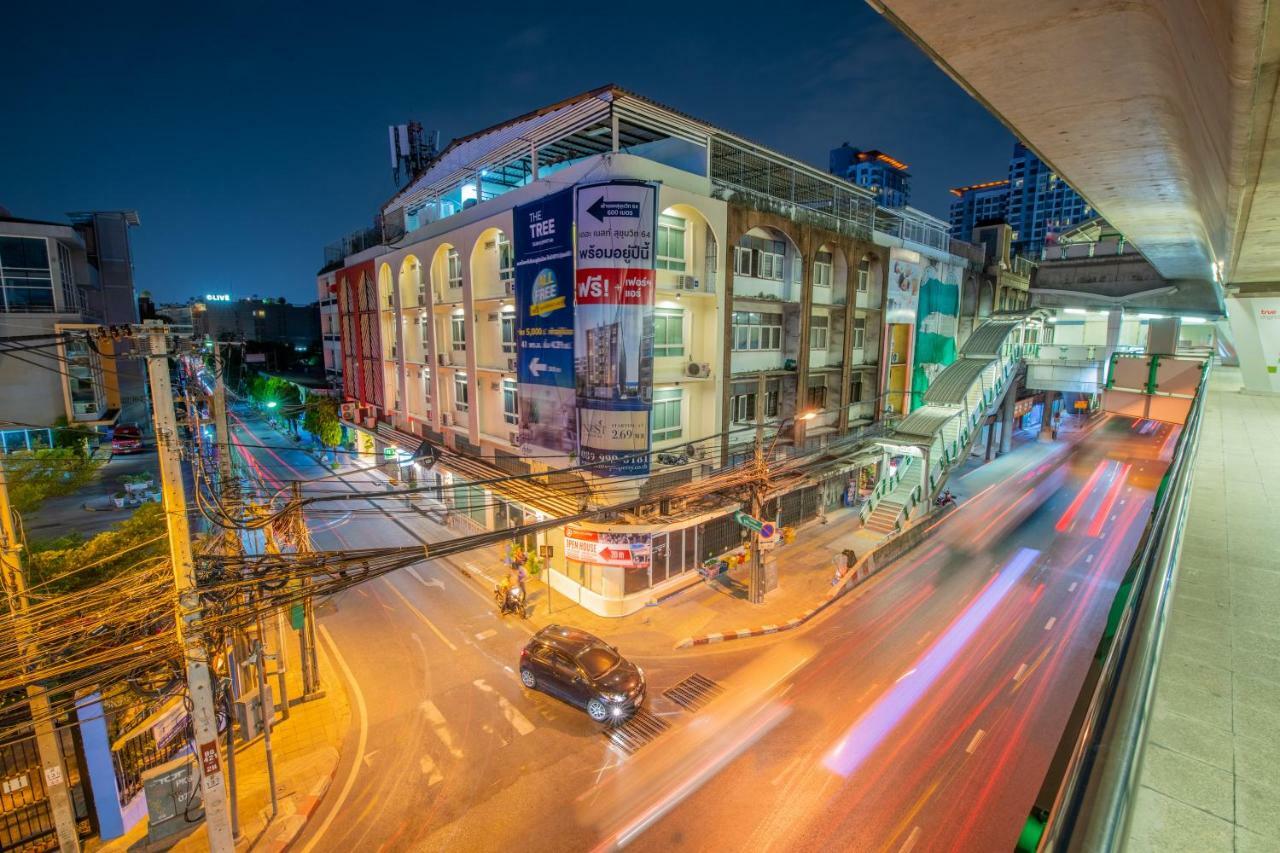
[205,293,231,302]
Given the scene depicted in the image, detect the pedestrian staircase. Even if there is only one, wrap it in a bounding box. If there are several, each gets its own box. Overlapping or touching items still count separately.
[855,313,1044,535]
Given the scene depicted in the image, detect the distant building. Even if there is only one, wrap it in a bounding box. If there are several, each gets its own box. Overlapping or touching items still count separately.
[949,142,1094,257]
[138,290,156,320]
[191,296,320,350]
[317,267,342,388]
[0,210,140,438]
[829,144,912,208]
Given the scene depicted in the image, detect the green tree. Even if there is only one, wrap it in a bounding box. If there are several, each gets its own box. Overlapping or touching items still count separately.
[303,395,342,448]
[27,502,168,594]
[51,416,96,455]
[2,448,101,513]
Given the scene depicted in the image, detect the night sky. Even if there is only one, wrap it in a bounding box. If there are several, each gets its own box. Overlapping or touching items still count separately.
[3,1,1012,305]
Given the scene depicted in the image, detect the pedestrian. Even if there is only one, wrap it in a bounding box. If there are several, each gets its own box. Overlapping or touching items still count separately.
[1051,410,1062,440]
[516,562,528,600]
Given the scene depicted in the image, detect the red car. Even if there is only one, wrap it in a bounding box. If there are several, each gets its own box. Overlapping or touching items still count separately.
[111,424,144,454]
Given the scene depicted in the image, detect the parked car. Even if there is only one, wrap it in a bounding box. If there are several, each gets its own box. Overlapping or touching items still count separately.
[111,424,144,454]
[519,625,645,722]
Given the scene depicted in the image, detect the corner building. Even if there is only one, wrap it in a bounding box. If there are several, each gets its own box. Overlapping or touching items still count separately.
[332,87,970,615]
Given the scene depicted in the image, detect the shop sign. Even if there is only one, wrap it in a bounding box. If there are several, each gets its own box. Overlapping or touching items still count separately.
[564,527,651,568]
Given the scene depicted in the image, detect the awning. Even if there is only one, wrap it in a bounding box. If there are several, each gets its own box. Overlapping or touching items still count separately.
[376,421,422,450]
[894,404,962,440]
[436,451,583,518]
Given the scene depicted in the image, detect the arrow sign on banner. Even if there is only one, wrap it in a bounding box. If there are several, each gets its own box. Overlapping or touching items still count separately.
[734,511,765,532]
[529,357,548,377]
[586,196,642,222]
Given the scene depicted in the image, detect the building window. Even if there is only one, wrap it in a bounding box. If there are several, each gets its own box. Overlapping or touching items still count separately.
[653,308,684,358]
[807,381,828,410]
[502,379,518,424]
[497,233,514,282]
[56,242,76,311]
[730,384,779,423]
[419,317,429,347]
[856,258,870,293]
[733,246,753,277]
[850,376,864,404]
[737,236,785,281]
[651,388,682,442]
[447,249,462,289]
[454,373,469,411]
[500,312,515,353]
[0,236,54,313]
[731,311,783,351]
[809,314,829,350]
[813,251,833,288]
[422,368,431,400]
[451,315,466,350]
[852,317,866,350]
[656,214,686,272]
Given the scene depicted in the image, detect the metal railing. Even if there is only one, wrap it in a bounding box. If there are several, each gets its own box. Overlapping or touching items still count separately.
[1036,360,1211,851]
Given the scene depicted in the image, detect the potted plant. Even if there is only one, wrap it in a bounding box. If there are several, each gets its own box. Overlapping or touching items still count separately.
[122,472,154,495]
[111,492,127,509]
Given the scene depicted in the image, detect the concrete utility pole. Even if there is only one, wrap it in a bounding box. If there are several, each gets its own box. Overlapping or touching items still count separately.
[749,371,766,605]
[144,324,235,852]
[211,346,234,492]
[0,466,81,853]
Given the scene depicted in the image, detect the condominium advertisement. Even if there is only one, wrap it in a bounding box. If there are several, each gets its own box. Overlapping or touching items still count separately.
[514,188,576,455]
[574,181,657,476]
[563,527,652,568]
[886,247,923,325]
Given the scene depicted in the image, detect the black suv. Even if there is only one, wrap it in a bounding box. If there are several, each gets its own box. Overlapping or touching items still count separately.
[519,626,645,722]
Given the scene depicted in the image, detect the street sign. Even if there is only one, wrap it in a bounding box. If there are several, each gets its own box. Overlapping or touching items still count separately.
[289,603,305,631]
[538,545,554,558]
[733,511,765,532]
[759,522,776,539]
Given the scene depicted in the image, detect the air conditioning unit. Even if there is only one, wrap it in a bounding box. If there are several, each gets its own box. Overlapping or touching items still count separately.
[504,280,515,297]
[508,432,519,445]
[507,358,516,371]
[635,503,660,519]
[675,275,700,291]
[438,353,447,366]
[487,312,499,321]
[685,362,711,378]
[441,414,450,426]
[339,402,357,421]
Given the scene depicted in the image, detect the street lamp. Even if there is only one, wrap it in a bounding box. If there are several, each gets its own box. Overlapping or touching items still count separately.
[266,401,278,409]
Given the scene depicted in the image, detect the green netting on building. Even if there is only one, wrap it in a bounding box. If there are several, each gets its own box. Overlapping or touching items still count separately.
[910,277,961,411]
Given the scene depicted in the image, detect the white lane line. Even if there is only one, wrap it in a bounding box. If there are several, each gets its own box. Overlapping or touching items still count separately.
[405,567,445,591]
[475,629,498,641]
[473,678,535,735]
[1085,554,1094,564]
[419,754,444,786]
[965,729,987,754]
[421,700,464,759]
[304,626,368,853]
[1013,663,1028,683]
[1068,582,1078,592]
[916,629,933,647]
[1045,617,1057,631]
[383,579,458,651]
[899,826,922,853]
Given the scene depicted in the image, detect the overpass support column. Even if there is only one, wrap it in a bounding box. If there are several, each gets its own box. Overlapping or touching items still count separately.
[999,383,1017,454]
[985,417,998,461]
[1040,391,1058,439]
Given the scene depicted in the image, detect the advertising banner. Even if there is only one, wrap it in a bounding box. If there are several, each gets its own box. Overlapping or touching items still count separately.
[514,188,576,454]
[564,527,652,568]
[574,181,657,476]
[886,248,923,325]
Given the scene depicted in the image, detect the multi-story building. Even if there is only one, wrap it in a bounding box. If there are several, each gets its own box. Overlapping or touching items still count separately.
[0,211,138,443]
[329,86,973,615]
[316,267,342,387]
[190,296,320,350]
[829,145,912,208]
[949,142,1095,258]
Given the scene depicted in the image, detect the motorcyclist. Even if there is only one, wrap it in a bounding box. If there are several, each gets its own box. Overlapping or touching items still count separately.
[497,571,515,613]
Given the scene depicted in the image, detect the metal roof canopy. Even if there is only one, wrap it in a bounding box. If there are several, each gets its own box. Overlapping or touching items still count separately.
[922,358,993,405]
[893,405,962,439]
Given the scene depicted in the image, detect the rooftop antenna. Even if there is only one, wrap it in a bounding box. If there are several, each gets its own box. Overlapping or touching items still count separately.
[389,121,440,187]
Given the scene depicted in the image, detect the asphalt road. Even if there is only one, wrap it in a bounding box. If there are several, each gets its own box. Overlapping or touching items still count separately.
[226,409,1175,852]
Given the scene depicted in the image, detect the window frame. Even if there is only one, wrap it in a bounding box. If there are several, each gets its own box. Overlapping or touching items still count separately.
[809,314,829,351]
[454,373,469,411]
[813,251,833,289]
[451,315,467,351]
[656,214,687,272]
[653,308,685,358]
[447,249,462,289]
[502,379,518,424]
[651,388,683,443]
[500,312,516,352]
[852,316,866,350]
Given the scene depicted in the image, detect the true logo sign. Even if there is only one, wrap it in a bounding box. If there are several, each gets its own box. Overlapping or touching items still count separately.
[585,196,641,222]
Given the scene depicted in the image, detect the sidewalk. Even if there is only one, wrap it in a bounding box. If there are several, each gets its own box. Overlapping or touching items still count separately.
[93,609,350,852]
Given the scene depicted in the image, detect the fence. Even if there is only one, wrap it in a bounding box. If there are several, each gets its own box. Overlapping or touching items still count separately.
[0,727,92,852]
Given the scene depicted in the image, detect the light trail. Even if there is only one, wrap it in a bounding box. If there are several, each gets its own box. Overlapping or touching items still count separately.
[1087,463,1131,537]
[1055,460,1110,532]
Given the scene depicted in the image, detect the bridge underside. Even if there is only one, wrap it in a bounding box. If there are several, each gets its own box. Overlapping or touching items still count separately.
[870,0,1280,314]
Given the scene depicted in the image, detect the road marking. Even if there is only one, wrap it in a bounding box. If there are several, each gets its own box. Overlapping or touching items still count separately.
[420,701,464,759]
[405,567,445,591]
[1045,617,1057,631]
[305,625,368,853]
[1085,554,1094,564]
[1068,582,1078,592]
[1013,663,1028,683]
[965,729,986,754]
[473,679,535,735]
[916,629,933,647]
[419,754,444,786]
[362,749,378,768]
[895,668,917,684]
[475,629,498,641]
[383,579,458,651]
[899,826,922,853]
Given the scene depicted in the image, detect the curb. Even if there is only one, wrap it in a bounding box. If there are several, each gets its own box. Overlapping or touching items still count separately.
[260,768,337,853]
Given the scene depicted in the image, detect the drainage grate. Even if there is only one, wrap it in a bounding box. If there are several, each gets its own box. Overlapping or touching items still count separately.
[603,708,671,755]
[663,674,725,713]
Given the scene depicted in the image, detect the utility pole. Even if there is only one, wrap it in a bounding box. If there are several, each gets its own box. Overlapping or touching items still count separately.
[144,324,235,852]
[749,371,766,605]
[0,465,81,853]
[293,482,321,698]
[211,346,234,493]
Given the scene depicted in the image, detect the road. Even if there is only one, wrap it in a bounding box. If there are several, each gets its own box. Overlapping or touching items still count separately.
[226,409,1175,852]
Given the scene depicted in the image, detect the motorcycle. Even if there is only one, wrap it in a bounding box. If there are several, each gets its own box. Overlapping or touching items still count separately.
[934,490,958,509]
[494,583,529,619]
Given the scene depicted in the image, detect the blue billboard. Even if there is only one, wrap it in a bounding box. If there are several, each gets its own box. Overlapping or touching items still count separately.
[514,188,577,455]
